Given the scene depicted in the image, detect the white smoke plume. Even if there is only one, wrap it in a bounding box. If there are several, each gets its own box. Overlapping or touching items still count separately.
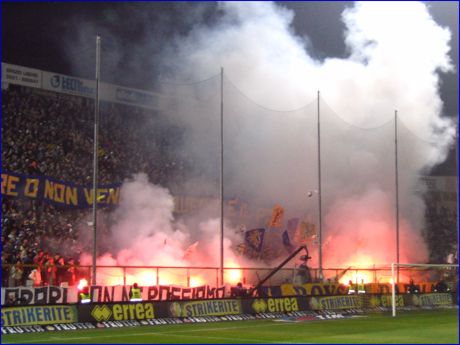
[76,1,455,281]
[155,1,455,269]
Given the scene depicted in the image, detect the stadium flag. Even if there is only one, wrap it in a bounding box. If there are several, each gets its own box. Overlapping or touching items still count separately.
[268,204,284,228]
[294,220,317,244]
[282,230,295,253]
[236,243,247,255]
[244,228,265,252]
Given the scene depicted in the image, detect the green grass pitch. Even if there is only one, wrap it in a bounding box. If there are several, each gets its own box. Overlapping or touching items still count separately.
[2,309,458,344]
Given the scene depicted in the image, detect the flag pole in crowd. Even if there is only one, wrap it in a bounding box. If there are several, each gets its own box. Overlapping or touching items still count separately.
[317,90,323,281]
[92,35,101,286]
[394,110,400,283]
[220,67,225,286]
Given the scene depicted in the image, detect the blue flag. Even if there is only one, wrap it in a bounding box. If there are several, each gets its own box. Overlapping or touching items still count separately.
[244,228,265,252]
[282,230,295,253]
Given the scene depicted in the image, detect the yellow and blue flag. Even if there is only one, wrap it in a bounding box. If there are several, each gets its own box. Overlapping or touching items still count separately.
[244,228,265,252]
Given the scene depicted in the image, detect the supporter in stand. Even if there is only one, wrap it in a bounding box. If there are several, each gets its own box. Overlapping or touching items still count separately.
[407,279,419,294]
[231,282,248,298]
[129,283,142,302]
[27,266,42,287]
[78,286,91,304]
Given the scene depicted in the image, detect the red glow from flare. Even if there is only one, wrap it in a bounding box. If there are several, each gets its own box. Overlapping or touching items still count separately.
[340,271,374,285]
[225,261,243,285]
[190,276,206,287]
[130,270,156,286]
[78,278,88,290]
[95,268,208,287]
[338,254,376,285]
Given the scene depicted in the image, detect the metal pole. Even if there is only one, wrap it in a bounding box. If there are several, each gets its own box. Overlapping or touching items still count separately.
[92,36,101,286]
[391,263,396,317]
[220,67,224,286]
[317,90,323,281]
[394,111,400,283]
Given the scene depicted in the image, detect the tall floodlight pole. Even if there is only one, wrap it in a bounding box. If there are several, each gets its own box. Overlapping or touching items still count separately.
[394,110,400,283]
[92,36,101,286]
[317,91,323,281]
[220,67,224,286]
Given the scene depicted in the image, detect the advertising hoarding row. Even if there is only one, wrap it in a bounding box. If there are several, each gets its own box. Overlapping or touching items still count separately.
[2,62,163,110]
[2,293,455,328]
[2,281,445,306]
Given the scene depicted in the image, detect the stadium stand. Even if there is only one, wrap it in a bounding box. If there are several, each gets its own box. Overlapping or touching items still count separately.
[2,84,188,287]
[1,84,457,287]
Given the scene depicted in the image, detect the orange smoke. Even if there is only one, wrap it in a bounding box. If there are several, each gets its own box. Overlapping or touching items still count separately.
[323,190,428,274]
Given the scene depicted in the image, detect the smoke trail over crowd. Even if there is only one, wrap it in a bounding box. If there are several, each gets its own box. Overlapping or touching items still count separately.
[75,1,455,280]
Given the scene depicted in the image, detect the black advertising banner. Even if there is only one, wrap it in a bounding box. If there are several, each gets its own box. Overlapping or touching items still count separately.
[167,299,242,318]
[367,295,405,308]
[308,295,362,310]
[410,293,454,306]
[78,302,156,323]
[242,297,308,314]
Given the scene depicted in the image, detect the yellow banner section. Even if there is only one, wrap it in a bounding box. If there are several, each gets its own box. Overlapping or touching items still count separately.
[280,282,439,296]
[280,283,348,296]
[367,282,437,294]
[1,172,120,208]
[310,295,361,310]
[170,299,242,317]
[1,305,77,327]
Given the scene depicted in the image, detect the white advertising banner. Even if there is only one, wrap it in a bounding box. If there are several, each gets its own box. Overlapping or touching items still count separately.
[3,62,162,110]
[1,284,226,305]
[100,83,162,110]
[2,63,42,88]
[42,71,96,98]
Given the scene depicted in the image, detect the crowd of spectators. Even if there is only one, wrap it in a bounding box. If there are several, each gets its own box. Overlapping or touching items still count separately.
[424,200,458,265]
[2,84,189,287]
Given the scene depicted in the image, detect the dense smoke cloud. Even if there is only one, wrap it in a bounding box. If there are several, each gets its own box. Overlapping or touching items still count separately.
[74,1,455,278]
[156,1,455,268]
[80,173,250,285]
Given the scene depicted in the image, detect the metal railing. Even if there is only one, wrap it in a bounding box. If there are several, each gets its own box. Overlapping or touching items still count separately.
[2,264,457,289]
